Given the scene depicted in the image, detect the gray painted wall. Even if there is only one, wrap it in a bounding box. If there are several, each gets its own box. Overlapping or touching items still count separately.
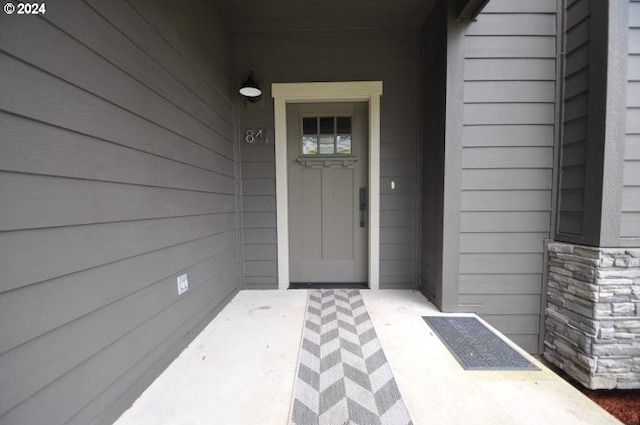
[420,1,447,304]
[458,0,558,353]
[624,0,640,242]
[0,1,240,424]
[235,28,422,289]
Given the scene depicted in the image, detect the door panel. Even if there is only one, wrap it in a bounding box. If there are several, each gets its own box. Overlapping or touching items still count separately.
[288,102,368,283]
[322,168,353,260]
[301,169,322,260]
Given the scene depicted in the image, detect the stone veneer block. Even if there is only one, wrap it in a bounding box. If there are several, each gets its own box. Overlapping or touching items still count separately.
[544,241,640,389]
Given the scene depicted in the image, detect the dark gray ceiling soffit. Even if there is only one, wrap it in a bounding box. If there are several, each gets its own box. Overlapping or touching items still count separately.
[213,0,436,32]
[456,0,490,20]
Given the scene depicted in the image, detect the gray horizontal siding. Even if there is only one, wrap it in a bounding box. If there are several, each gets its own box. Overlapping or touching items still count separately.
[622,0,640,241]
[465,36,555,58]
[0,172,234,231]
[557,0,590,237]
[0,113,234,191]
[0,214,236,295]
[239,142,277,288]
[464,81,555,103]
[460,1,556,352]
[461,211,552,232]
[0,1,239,424]
[465,13,556,36]
[459,274,542,294]
[236,28,421,288]
[465,58,556,81]
[482,0,557,14]
[461,232,549,253]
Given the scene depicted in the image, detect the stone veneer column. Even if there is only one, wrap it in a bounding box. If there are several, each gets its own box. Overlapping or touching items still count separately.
[544,241,640,389]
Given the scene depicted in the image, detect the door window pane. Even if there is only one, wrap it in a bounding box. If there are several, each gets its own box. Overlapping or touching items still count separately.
[336,135,351,154]
[302,136,318,154]
[336,116,351,134]
[319,117,334,134]
[303,117,317,135]
[319,136,335,154]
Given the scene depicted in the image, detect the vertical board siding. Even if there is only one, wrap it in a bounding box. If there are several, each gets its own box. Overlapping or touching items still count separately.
[623,0,640,240]
[0,1,239,424]
[461,2,557,352]
[557,0,590,237]
[236,28,421,289]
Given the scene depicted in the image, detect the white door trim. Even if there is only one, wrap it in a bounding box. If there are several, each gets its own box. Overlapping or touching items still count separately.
[272,81,383,290]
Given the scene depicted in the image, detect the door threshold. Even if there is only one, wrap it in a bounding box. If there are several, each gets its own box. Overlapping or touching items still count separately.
[289,282,369,290]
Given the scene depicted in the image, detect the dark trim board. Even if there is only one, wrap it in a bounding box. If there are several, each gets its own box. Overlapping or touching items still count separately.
[288,282,369,290]
[441,0,465,311]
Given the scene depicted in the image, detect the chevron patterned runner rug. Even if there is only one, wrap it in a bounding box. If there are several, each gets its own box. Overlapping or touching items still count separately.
[289,289,413,425]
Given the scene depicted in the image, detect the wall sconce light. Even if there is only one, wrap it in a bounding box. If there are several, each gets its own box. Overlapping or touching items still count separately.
[239,71,262,103]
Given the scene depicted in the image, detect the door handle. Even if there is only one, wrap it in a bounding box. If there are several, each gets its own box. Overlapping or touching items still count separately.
[359,187,367,228]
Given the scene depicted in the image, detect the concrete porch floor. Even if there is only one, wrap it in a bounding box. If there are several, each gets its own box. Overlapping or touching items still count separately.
[114,290,621,424]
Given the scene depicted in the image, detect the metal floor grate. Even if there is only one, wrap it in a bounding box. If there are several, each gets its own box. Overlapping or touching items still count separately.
[423,316,538,371]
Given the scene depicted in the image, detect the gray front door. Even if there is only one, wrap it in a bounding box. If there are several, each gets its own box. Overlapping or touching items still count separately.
[287,102,368,284]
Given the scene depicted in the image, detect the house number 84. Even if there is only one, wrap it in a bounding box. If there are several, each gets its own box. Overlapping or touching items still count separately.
[245,129,264,144]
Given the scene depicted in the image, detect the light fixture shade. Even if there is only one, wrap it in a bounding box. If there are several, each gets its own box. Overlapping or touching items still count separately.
[239,71,262,100]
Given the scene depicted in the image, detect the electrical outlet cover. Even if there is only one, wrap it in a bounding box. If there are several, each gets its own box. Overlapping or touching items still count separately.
[177,274,188,295]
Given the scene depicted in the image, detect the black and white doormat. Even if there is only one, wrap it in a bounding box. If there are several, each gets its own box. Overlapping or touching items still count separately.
[289,290,413,425]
